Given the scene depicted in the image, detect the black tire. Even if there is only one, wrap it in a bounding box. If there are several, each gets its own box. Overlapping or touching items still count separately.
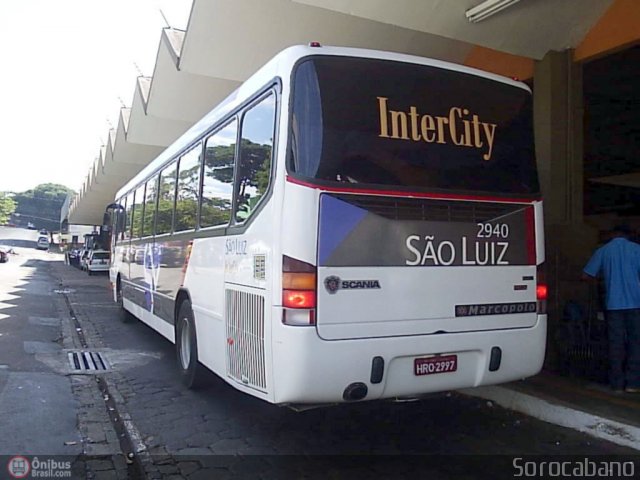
[116,281,134,323]
[176,299,208,389]
[88,270,93,276]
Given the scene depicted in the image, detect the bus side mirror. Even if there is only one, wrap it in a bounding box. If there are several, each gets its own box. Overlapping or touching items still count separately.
[102,212,111,232]
[116,211,126,235]
[104,203,126,238]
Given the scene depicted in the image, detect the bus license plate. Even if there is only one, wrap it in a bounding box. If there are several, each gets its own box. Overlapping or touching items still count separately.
[414,355,457,376]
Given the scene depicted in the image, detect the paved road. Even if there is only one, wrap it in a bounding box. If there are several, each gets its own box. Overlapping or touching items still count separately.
[0,227,637,479]
[0,228,127,478]
[0,227,81,455]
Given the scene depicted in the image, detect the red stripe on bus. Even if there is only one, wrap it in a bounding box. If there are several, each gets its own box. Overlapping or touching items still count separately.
[286,176,539,204]
[525,206,536,265]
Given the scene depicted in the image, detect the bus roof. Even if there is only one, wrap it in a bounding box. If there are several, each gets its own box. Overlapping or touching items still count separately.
[116,44,530,199]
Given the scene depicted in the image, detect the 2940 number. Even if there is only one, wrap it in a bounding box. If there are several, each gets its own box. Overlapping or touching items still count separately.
[477,222,509,239]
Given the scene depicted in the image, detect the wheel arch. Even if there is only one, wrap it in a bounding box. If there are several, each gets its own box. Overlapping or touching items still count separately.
[174,287,208,389]
[174,288,192,328]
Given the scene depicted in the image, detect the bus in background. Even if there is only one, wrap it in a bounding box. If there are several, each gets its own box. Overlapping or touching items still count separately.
[109,44,545,407]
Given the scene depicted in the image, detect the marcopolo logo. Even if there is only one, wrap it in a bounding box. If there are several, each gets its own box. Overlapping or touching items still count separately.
[324,276,381,294]
[455,302,536,317]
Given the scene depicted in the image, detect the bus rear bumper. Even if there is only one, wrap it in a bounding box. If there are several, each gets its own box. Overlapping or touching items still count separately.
[272,312,547,405]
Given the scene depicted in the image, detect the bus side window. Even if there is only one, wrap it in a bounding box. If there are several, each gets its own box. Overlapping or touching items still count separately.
[143,177,158,237]
[124,191,134,241]
[131,184,146,238]
[115,196,127,242]
[234,91,276,223]
[175,144,202,232]
[201,120,237,228]
[109,200,118,247]
[156,160,178,235]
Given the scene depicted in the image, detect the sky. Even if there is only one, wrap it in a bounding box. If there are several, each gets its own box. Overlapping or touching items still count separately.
[0,0,192,194]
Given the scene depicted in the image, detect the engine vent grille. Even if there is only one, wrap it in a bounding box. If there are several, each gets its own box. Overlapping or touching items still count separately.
[332,194,525,223]
[225,289,266,391]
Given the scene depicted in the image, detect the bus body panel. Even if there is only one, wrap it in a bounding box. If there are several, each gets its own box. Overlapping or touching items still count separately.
[279,181,320,270]
[152,236,191,322]
[313,190,540,340]
[533,201,545,264]
[271,309,546,404]
[316,265,537,340]
[123,297,174,342]
[182,235,226,375]
[183,202,277,399]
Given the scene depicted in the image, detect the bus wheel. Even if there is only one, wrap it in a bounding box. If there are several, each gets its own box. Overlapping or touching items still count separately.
[116,281,133,324]
[176,299,207,389]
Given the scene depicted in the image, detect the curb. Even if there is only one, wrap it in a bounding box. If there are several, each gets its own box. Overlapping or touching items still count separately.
[460,386,640,451]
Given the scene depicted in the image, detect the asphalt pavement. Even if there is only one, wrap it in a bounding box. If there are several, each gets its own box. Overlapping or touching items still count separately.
[0,226,637,479]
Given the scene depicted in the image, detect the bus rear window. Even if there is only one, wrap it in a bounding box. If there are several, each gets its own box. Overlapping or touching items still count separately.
[290,57,539,197]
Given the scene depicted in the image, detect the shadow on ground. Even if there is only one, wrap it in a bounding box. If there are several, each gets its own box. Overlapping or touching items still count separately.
[0,239,37,248]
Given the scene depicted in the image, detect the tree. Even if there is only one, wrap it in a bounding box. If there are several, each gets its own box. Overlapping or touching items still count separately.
[0,194,16,224]
[22,183,75,200]
[12,183,75,231]
[204,144,235,184]
[236,139,272,198]
[233,139,272,220]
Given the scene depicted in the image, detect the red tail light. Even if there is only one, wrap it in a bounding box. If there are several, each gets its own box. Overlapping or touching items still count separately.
[536,284,548,301]
[282,255,317,325]
[536,264,547,314]
[283,290,316,308]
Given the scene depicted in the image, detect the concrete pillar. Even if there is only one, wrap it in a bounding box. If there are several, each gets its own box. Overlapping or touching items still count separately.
[533,50,584,226]
[533,50,593,370]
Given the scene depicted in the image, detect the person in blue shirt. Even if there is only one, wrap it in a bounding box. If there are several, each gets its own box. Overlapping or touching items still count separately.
[583,225,640,393]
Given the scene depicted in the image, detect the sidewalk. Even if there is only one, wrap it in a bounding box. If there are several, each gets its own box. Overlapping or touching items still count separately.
[462,372,640,451]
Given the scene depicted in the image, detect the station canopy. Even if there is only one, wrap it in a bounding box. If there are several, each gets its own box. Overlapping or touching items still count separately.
[67,0,625,225]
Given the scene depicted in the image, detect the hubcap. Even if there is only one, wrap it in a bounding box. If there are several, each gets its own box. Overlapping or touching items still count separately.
[180,318,191,370]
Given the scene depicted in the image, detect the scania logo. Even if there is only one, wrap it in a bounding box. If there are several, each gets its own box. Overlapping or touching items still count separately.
[324,276,341,294]
[324,276,381,294]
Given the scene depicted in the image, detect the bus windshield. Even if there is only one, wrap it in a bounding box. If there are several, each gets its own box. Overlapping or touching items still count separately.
[290,56,539,197]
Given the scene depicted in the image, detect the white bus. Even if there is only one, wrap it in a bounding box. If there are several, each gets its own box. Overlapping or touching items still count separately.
[109,44,546,406]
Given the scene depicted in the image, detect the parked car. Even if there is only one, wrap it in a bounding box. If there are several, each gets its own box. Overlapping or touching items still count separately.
[39,229,48,235]
[86,250,110,275]
[36,236,49,250]
[27,222,36,230]
[134,247,145,265]
[67,248,81,267]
